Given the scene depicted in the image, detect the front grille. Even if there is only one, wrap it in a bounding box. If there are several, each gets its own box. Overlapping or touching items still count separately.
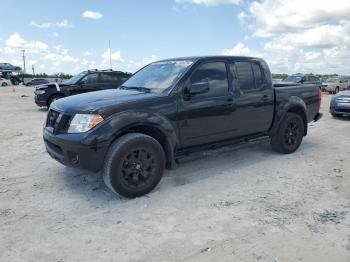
[46,109,72,133]
[336,108,350,113]
[336,97,350,103]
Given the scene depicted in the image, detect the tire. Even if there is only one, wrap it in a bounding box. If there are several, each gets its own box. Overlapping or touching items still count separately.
[271,112,305,154]
[48,94,63,107]
[1,82,7,86]
[103,133,165,198]
[335,87,339,94]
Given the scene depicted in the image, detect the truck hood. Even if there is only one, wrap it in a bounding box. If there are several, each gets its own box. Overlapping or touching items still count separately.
[51,89,160,114]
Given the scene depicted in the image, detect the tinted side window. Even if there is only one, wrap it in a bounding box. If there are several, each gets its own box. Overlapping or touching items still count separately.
[234,62,255,92]
[189,62,228,98]
[101,73,119,84]
[251,63,264,88]
[81,73,98,84]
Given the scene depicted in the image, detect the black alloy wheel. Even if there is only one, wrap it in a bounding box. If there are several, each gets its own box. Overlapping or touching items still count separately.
[271,112,304,154]
[103,133,165,198]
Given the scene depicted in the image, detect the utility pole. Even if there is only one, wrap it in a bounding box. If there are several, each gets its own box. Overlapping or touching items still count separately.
[109,40,112,70]
[22,49,26,82]
[32,64,35,76]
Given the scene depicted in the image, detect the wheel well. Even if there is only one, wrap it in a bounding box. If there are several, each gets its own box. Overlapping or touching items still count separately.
[287,107,307,136]
[115,125,173,169]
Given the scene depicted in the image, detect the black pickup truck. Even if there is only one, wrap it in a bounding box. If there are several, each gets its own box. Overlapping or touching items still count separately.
[34,69,131,107]
[43,56,322,198]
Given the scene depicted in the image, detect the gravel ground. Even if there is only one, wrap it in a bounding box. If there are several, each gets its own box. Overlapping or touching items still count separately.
[0,85,349,262]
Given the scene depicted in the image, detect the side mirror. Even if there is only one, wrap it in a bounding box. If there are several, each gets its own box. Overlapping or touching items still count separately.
[188,82,209,95]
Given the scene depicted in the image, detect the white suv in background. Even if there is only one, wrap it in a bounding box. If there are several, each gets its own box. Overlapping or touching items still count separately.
[321,77,350,94]
[0,77,12,86]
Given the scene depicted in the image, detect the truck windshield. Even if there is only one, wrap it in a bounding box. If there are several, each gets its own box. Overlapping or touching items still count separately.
[62,72,86,85]
[283,76,302,83]
[121,60,193,93]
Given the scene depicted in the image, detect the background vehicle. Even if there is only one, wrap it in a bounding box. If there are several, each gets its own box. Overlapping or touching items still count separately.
[43,56,322,198]
[282,75,321,89]
[330,90,350,117]
[34,69,132,107]
[25,78,49,86]
[0,63,21,71]
[0,77,12,86]
[321,77,349,94]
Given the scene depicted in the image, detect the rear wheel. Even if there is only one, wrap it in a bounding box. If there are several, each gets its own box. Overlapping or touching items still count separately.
[2,82,7,86]
[271,112,304,154]
[103,133,165,198]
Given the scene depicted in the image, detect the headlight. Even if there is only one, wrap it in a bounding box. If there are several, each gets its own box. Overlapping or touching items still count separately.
[68,114,104,133]
[35,90,46,95]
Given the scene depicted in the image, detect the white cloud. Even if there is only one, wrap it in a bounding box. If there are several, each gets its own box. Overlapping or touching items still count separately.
[52,32,59,37]
[223,42,261,57]
[102,48,124,63]
[82,10,103,20]
[127,55,157,72]
[30,19,71,29]
[248,0,350,37]
[175,0,242,6]
[83,51,93,56]
[5,32,25,48]
[230,0,350,74]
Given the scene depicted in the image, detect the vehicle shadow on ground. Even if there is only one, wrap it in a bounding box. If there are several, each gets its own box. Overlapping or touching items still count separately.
[58,138,319,204]
[332,116,350,121]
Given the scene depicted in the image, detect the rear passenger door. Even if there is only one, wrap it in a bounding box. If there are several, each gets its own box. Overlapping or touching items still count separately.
[229,61,274,137]
[100,73,122,90]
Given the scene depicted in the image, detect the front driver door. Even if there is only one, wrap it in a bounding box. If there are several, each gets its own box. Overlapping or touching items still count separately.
[178,61,235,148]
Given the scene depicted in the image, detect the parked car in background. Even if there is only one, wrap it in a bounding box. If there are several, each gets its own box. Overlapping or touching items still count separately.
[34,69,132,107]
[330,90,350,117]
[25,78,49,86]
[0,77,12,86]
[0,63,22,71]
[321,77,349,94]
[282,75,322,89]
[43,56,322,198]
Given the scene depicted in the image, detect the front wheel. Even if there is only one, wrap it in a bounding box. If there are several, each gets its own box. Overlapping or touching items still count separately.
[103,133,165,198]
[271,112,305,154]
[2,82,7,86]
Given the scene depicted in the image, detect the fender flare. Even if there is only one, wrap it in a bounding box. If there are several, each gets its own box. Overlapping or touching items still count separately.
[269,96,308,136]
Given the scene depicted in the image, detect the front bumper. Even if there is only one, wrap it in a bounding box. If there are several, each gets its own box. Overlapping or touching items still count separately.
[43,128,108,172]
[34,94,47,107]
[330,103,350,116]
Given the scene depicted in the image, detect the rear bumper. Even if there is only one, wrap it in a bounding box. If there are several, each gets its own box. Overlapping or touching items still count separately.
[43,128,108,172]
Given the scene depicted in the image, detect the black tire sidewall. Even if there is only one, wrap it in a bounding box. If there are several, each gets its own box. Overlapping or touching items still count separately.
[104,134,165,198]
[279,113,304,153]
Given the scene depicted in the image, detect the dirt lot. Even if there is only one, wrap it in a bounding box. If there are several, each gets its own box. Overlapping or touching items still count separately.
[0,85,349,262]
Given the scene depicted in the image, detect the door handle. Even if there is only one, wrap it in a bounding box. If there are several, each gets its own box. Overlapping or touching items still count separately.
[261,95,270,101]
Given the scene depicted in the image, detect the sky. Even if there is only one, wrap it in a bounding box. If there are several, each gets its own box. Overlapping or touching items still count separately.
[0,0,349,75]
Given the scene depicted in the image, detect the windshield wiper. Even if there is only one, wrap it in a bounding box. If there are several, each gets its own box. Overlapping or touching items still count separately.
[120,86,151,93]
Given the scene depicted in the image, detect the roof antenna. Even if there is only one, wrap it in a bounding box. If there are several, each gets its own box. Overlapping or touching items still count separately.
[109,40,112,70]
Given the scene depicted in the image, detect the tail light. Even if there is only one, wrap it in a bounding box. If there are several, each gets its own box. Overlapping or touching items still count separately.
[317,88,322,108]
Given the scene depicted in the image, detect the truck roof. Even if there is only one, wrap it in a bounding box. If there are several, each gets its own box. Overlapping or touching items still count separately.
[158,55,263,63]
